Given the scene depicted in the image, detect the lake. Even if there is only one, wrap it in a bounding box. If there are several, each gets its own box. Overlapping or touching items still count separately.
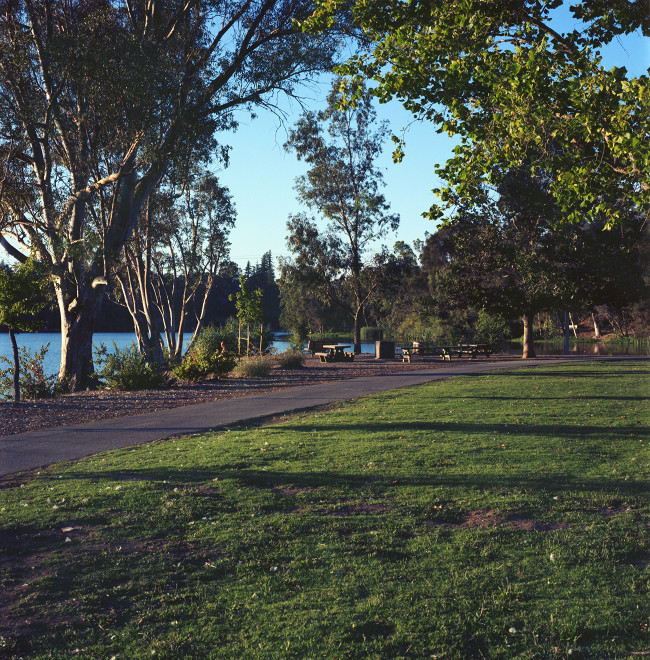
[0,333,646,377]
[0,333,382,377]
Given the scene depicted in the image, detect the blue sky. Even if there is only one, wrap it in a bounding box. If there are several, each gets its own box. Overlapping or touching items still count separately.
[220,23,649,272]
[219,92,452,270]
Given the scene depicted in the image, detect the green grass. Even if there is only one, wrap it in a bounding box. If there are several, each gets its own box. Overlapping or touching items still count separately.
[1,361,648,659]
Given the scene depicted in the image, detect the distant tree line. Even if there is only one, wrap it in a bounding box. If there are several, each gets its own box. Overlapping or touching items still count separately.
[280,174,649,357]
[1,252,280,334]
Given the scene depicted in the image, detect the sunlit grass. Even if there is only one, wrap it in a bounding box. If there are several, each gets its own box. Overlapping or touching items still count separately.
[1,360,648,658]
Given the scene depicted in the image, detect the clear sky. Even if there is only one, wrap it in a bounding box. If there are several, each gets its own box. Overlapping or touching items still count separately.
[219,24,648,272]
[219,91,453,270]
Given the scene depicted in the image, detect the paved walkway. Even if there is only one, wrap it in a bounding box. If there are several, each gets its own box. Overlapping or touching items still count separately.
[0,357,617,477]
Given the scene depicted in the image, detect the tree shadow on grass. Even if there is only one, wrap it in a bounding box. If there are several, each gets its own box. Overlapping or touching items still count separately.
[47,463,646,498]
[468,367,648,378]
[273,420,647,438]
[432,395,646,402]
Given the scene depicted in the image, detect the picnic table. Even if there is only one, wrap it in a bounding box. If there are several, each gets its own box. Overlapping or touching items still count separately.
[314,344,355,363]
[398,344,493,363]
[307,339,327,356]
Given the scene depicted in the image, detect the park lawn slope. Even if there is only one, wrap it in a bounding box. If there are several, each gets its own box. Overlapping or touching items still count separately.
[0,360,648,658]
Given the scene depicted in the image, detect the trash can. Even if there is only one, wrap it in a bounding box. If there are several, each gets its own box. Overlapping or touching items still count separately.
[375,340,395,359]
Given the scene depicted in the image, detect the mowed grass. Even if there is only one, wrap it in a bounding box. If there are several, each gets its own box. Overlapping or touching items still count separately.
[0,361,648,659]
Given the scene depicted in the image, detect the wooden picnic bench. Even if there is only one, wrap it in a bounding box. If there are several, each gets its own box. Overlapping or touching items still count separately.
[399,345,448,363]
[315,344,355,363]
[399,343,493,363]
[307,339,327,356]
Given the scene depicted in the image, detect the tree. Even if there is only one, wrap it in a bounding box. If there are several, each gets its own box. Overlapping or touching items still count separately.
[0,259,49,401]
[0,0,338,390]
[230,275,264,355]
[247,251,281,328]
[115,170,236,363]
[305,1,649,228]
[425,168,581,358]
[283,77,399,351]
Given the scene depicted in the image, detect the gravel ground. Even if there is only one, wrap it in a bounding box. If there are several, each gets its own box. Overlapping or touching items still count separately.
[1,354,517,437]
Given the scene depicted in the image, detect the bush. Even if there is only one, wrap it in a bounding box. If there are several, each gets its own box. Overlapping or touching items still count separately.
[288,328,308,352]
[231,355,273,378]
[0,343,56,400]
[473,310,510,346]
[173,326,236,382]
[275,350,305,369]
[95,342,172,390]
[360,326,383,342]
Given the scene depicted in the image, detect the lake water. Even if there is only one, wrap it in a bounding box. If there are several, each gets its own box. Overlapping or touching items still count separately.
[0,333,646,377]
[0,333,381,377]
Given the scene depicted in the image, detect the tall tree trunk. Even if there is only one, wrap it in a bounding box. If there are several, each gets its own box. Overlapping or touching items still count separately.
[56,283,106,391]
[592,312,601,339]
[353,309,361,354]
[563,311,570,355]
[521,313,536,359]
[9,328,20,402]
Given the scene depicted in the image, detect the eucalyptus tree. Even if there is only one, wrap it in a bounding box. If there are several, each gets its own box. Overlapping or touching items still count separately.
[283,77,399,351]
[115,170,236,363]
[305,1,649,228]
[0,0,339,390]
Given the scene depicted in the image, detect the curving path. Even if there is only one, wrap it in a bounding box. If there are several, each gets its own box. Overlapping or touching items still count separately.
[0,357,633,477]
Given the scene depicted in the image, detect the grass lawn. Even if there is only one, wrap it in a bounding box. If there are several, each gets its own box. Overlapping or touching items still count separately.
[1,361,648,659]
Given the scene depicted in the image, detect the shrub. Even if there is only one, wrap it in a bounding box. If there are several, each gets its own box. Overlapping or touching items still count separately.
[288,328,308,352]
[473,310,510,346]
[275,349,305,369]
[0,343,56,400]
[231,355,273,378]
[173,326,236,382]
[95,342,172,390]
[174,352,236,382]
[360,326,383,342]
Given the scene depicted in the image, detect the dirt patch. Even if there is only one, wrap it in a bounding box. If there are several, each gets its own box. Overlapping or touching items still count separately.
[506,517,571,532]
[288,502,395,516]
[597,506,632,516]
[275,486,317,496]
[426,508,571,531]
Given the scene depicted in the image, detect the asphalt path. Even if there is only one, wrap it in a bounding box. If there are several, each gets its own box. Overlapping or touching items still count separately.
[0,357,632,477]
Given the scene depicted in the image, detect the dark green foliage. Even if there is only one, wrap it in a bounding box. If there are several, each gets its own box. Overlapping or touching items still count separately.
[246,251,281,328]
[95,342,172,390]
[173,326,236,382]
[0,259,49,331]
[360,326,383,341]
[473,310,511,346]
[0,259,51,401]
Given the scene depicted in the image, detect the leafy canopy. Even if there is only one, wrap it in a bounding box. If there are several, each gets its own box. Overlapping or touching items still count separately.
[0,259,49,332]
[304,1,649,227]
